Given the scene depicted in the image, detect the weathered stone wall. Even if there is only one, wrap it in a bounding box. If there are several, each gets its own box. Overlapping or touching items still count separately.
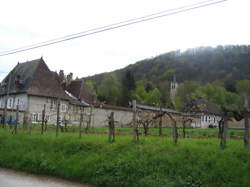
[89,107,133,127]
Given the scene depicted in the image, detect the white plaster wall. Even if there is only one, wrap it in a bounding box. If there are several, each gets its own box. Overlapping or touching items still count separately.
[84,107,133,127]
[191,114,221,128]
[28,95,69,125]
[0,94,28,111]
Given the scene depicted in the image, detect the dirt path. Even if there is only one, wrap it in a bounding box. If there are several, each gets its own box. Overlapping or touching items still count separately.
[0,168,92,187]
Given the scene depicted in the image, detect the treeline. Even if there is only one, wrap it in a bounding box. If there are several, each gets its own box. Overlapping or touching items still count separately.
[84,45,250,109]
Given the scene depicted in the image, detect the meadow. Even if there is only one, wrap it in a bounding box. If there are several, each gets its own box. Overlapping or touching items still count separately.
[0,127,249,187]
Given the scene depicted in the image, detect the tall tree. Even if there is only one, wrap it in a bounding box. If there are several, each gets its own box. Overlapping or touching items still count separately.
[97,74,122,105]
[121,70,135,106]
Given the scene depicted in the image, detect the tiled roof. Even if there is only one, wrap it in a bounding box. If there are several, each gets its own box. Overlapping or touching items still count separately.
[66,80,99,105]
[0,58,70,100]
[184,99,221,115]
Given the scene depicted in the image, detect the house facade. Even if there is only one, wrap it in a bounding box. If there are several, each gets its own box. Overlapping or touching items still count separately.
[0,58,133,126]
[184,99,222,128]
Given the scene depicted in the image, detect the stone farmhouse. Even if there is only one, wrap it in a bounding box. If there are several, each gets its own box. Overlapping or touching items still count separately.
[0,58,221,128]
[0,58,133,126]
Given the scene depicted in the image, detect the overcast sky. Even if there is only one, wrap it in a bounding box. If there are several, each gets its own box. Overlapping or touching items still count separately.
[0,0,249,81]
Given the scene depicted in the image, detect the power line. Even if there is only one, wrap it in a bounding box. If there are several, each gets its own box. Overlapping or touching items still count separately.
[0,0,216,55]
[0,0,226,56]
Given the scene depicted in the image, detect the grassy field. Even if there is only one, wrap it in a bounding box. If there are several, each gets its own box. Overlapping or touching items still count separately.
[0,128,249,187]
[26,124,245,137]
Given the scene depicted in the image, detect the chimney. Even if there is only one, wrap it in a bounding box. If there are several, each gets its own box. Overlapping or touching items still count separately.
[66,73,73,86]
[58,70,65,84]
[15,75,23,90]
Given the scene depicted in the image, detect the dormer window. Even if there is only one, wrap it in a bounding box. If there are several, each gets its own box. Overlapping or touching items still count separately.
[15,75,24,90]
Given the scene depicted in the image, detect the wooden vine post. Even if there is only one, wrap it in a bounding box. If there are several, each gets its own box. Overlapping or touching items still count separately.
[244,95,249,149]
[166,112,178,144]
[56,100,60,137]
[220,107,229,149]
[41,104,46,135]
[132,100,139,142]
[79,107,84,138]
[108,112,115,143]
[182,118,192,138]
[158,107,163,136]
[13,104,19,135]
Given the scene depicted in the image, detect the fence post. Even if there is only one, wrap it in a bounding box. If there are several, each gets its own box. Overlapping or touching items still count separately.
[244,95,249,149]
[79,107,84,138]
[108,112,115,143]
[41,104,46,135]
[13,105,19,135]
[159,107,163,136]
[132,100,139,142]
[56,100,60,137]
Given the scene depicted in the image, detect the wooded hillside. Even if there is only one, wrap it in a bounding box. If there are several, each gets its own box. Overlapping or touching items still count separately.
[84,45,250,109]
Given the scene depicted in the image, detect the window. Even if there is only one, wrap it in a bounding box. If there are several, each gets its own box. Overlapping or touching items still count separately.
[0,98,2,108]
[7,98,13,109]
[31,113,38,123]
[60,104,67,112]
[15,98,21,108]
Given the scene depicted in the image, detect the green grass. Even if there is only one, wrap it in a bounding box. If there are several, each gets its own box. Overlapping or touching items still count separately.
[0,128,249,187]
[29,124,245,137]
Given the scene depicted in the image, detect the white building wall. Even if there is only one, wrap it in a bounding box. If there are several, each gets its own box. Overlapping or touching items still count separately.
[89,107,133,127]
[0,94,28,111]
[28,95,69,125]
[191,114,221,128]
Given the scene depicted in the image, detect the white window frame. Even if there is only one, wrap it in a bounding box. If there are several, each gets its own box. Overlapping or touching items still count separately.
[31,113,38,123]
[60,103,67,112]
[7,98,14,109]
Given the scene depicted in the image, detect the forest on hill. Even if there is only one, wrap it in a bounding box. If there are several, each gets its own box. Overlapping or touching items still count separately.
[84,45,250,110]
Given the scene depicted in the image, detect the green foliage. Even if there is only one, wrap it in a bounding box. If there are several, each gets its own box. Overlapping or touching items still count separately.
[236,80,250,95]
[173,81,201,110]
[85,80,95,93]
[85,45,250,108]
[96,73,122,105]
[121,70,136,106]
[132,81,161,106]
[0,129,250,187]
